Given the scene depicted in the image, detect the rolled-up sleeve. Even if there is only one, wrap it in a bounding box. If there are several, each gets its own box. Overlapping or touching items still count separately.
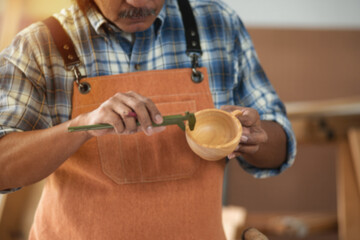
[233,17,297,178]
[0,28,53,194]
[0,187,22,194]
[0,33,52,138]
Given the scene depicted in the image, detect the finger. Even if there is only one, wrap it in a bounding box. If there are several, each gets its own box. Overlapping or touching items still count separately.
[115,92,153,134]
[104,97,138,134]
[119,109,138,134]
[241,127,251,136]
[227,143,261,158]
[127,91,163,124]
[152,126,166,134]
[227,145,259,158]
[97,113,125,135]
[227,152,237,159]
[221,105,257,128]
[125,92,163,135]
[243,128,268,145]
[236,144,260,154]
[94,102,125,134]
[227,145,240,159]
[237,109,256,127]
[241,135,249,143]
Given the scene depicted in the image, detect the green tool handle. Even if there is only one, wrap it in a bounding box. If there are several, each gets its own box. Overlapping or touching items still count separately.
[68,112,195,132]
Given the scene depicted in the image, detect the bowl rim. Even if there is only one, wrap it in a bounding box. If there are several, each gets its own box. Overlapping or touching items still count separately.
[185,108,242,149]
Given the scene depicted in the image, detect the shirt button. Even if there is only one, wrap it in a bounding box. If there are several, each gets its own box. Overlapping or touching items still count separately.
[134,64,141,70]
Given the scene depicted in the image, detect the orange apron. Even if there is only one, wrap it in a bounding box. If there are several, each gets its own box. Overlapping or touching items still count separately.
[29,68,226,240]
[30,1,226,238]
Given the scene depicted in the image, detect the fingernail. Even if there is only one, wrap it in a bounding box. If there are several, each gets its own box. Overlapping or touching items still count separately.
[228,153,236,159]
[241,135,248,143]
[235,145,240,151]
[153,126,166,134]
[155,114,163,124]
[146,126,153,136]
[157,126,166,131]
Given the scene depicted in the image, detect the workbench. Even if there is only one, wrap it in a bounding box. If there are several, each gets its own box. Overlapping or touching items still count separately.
[286,96,360,240]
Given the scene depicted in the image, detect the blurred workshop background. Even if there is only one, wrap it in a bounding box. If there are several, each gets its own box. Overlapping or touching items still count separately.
[1,0,360,239]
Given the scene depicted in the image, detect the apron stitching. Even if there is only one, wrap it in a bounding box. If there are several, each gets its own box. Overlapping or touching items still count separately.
[135,136,144,182]
[118,135,127,182]
[73,101,197,116]
[72,98,208,112]
[73,93,211,108]
[149,92,211,99]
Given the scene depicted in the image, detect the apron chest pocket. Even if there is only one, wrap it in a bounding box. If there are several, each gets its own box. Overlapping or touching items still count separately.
[97,100,201,184]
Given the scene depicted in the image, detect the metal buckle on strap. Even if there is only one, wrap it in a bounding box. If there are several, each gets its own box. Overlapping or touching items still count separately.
[72,65,91,94]
[189,53,203,83]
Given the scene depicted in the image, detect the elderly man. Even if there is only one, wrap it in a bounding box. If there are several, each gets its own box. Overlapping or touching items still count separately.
[0,0,296,239]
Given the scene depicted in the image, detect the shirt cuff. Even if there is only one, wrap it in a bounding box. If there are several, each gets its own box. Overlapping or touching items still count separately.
[236,113,297,178]
[0,126,24,138]
[0,187,22,194]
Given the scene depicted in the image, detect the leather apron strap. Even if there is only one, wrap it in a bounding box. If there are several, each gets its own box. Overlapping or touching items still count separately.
[42,0,204,84]
[42,17,80,67]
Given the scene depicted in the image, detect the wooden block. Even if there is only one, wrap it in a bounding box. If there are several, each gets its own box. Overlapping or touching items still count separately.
[0,181,45,240]
[222,206,247,240]
[337,140,360,240]
[0,195,7,222]
[348,128,360,194]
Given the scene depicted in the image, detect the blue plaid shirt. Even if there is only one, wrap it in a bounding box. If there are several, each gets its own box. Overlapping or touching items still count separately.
[0,0,296,183]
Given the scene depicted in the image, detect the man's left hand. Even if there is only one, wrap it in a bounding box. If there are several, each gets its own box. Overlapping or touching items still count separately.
[220,105,268,159]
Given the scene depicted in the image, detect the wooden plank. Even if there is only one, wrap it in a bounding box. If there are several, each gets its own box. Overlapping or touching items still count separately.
[0,181,45,240]
[337,140,360,240]
[348,128,360,194]
[0,195,7,223]
[283,97,360,145]
[289,115,360,144]
[285,96,360,119]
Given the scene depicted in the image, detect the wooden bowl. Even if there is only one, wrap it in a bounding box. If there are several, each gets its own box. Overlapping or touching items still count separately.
[185,109,242,161]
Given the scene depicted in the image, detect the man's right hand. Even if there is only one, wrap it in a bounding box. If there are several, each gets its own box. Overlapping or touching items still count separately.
[70,91,165,137]
[0,91,164,190]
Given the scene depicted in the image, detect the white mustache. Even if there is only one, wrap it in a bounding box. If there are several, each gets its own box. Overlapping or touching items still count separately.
[118,8,156,19]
